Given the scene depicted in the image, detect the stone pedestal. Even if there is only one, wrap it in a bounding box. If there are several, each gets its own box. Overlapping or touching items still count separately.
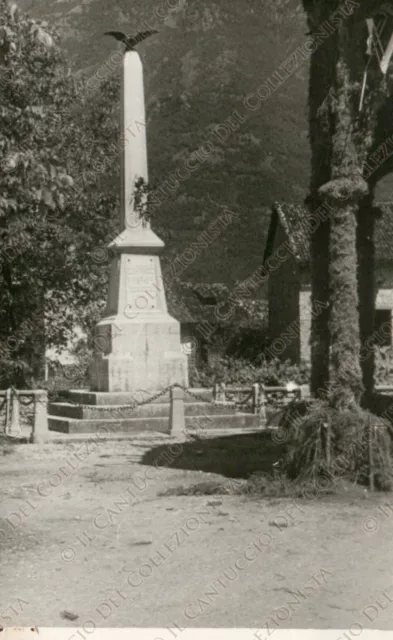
[89,50,187,393]
[91,314,188,393]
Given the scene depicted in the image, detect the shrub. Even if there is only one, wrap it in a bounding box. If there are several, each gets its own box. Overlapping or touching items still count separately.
[190,355,310,388]
[278,400,393,491]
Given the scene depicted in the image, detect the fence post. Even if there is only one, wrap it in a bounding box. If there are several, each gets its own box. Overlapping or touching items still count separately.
[5,388,11,433]
[31,391,48,444]
[8,389,20,436]
[368,419,374,492]
[325,422,331,471]
[215,382,226,402]
[259,385,267,427]
[252,383,259,415]
[299,384,310,400]
[170,387,186,441]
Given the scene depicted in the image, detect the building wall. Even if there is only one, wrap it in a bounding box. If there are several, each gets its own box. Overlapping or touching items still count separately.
[268,225,300,362]
[268,230,393,364]
[375,289,393,309]
[298,265,393,362]
[375,264,393,348]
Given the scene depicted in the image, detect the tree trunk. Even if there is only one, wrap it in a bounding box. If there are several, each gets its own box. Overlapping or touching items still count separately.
[303,1,387,410]
[327,196,364,409]
[305,4,337,397]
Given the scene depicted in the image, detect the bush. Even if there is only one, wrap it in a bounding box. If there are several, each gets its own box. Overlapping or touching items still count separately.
[277,400,393,491]
[190,355,310,388]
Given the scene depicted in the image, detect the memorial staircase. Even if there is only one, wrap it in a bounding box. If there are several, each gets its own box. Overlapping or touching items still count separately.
[47,386,261,439]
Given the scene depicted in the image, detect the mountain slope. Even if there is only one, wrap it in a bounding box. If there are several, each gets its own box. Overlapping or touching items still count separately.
[19,0,312,285]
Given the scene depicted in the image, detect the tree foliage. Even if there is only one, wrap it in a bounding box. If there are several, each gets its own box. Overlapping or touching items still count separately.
[0,1,120,386]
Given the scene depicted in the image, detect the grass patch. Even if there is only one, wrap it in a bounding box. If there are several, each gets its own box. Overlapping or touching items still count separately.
[158,470,374,500]
[158,479,240,497]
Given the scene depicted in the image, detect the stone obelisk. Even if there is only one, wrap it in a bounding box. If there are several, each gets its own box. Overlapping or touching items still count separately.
[90,51,188,393]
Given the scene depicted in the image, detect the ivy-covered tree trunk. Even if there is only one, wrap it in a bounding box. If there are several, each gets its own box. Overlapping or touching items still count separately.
[302,0,387,410]
[320,29,368,409]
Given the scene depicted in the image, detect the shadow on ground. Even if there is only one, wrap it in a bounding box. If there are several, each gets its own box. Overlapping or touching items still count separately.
[141,431,282,479]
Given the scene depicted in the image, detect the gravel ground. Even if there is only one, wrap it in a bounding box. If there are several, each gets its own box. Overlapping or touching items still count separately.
[0,439,393,630]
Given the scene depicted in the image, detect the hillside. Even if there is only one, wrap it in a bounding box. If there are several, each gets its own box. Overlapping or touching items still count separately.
[17,0,313,285]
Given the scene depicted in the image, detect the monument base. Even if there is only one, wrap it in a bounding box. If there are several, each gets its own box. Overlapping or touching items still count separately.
[48,388,260,435]
[89,312,188,393]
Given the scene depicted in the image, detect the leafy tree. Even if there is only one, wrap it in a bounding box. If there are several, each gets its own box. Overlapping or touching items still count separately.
[0,1,120,386]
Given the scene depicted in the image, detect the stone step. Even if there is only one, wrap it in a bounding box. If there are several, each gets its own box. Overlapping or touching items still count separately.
[3,427,269,447]
[48,413,260,434]
[48,427,268,449]
[47,431,176,446]
[63,388,213,406]
[48,400,238,420]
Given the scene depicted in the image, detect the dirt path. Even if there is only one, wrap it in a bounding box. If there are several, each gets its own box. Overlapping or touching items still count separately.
[1,440,392,630]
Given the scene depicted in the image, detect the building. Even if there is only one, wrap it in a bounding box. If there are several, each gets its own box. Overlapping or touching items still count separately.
[264,202,393,363]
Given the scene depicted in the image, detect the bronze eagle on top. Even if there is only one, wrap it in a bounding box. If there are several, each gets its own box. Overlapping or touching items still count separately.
[104,30,158,51]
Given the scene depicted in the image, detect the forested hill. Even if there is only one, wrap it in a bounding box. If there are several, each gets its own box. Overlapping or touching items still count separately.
[15,0,315,284]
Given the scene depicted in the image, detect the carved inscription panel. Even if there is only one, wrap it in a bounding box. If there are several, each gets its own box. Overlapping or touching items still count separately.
[125,255,156,311]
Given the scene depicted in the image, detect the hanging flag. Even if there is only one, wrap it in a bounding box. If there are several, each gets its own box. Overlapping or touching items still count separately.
[380,31,393,74]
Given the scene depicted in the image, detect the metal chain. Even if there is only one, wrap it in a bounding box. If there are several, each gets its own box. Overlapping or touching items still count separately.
[230,390,254,406]
[18,396,35,407]
[132,385,174,407]
[51,383,216,411]
[172,384,214,404]
[66,384,175,410]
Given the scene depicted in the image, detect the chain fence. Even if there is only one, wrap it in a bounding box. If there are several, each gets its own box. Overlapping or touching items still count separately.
[0,381,306,438]
[46,381,302,428]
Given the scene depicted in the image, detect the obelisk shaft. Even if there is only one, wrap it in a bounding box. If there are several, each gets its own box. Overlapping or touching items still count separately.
[90,47,188,393]
[120,51,148,231]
